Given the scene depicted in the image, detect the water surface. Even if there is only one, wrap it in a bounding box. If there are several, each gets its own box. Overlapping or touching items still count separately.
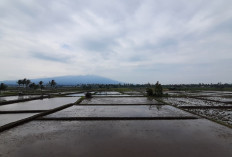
[0,97,78,111]
[0,113,37,127]
[81,97,159,104]
[45,105,193,118]
[0,119,231,157]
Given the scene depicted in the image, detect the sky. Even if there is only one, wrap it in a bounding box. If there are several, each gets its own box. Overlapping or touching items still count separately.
[0,0,232,84]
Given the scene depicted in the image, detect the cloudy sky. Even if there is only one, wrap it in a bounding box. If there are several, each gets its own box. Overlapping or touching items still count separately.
[0,0,232,84]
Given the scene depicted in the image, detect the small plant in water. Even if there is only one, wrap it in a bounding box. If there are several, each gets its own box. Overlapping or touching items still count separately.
[85,92,92,98]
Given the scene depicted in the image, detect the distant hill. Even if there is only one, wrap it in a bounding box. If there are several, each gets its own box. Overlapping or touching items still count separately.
[1,75,122,85]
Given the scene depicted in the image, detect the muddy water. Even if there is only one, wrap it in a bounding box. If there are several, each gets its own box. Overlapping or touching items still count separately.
[0,113,37,127]
[45,105,193,118]
[0,97,78,111]
[0,119,232,157]
[81,97,159,104]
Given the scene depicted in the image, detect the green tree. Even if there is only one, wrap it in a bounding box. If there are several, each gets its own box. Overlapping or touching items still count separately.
[22,78,27,88]
[154,81,163,97]
[17,80,23,88]
[146,88,153,96]
[26,79,31,89]
[39,81,44,91]
[29,83,39,91]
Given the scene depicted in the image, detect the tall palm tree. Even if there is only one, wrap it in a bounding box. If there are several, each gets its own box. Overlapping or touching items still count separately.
[39,81,44,93]
[22,78,27,88]
[17,80,22,88]
[26,79,31,91]
[49,80,57,89]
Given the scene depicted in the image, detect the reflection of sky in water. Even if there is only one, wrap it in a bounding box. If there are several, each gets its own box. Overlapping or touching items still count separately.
[0,113,37,127]
[0,97,78,111]
[66,93,85,97]
[81,97,159,104]
[45,105,192,118]
[0,95,40,102]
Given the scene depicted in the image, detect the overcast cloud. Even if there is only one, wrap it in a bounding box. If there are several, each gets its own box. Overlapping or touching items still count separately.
[0,0,232,84]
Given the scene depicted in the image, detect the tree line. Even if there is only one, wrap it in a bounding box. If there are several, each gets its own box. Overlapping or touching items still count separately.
[17,78,57,91]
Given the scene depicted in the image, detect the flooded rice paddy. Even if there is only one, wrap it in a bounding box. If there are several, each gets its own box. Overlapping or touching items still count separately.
[0,97,78,111]
[96,91,122,95]
[186,108,232,125]
[0,113,37,127]
[162,92,232,127]
[0,95,40,102]
[163,97,231,107]
[81,97,159,104]
[0,120,231,157]
[0,90,232,157]
[66,93,85,97]
[44,105,193,118]
[199,97,232,103]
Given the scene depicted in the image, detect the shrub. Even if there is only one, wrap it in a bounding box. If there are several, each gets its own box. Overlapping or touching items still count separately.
[85,92,92,98]
[146,88,153,96]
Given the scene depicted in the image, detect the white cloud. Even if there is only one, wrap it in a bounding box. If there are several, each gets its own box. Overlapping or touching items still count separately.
[0,0,232,83]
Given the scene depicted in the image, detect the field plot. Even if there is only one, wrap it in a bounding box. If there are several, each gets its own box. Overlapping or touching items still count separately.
[94,91,133,97]
[0,114,37,127]
[162,96,232,127]
[81,97,159,104]
[0,91,232,157]
[122,91,144,96]
[186,108,232,126]
[165,91,232,97]
[0,120,231,157]
[199,97,232,103]
[0,97,78,111]
[44,105,194,118]
[66,93,85,97]
[96,91,122,95]
[163,97,230,107]
[0,95,40,102]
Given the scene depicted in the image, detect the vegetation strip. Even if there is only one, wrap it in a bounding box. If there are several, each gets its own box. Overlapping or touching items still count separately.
[0,95,50,106]
[0,110,47,114]
[0,97,85,133]
[180,106,232,109]
[36,116,199,121]
[76,103,164,106]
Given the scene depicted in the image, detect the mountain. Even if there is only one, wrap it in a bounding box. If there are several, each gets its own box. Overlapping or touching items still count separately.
[1,75,122,85]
